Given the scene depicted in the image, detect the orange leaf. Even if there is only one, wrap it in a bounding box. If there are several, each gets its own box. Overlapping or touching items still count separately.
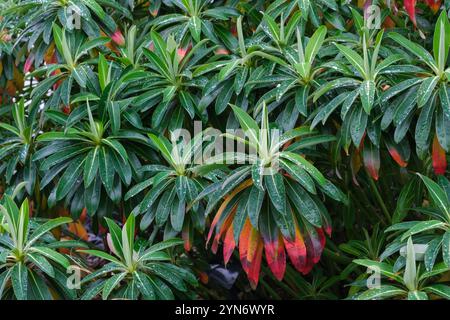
[207,179,252,244]
[223,224,235,265]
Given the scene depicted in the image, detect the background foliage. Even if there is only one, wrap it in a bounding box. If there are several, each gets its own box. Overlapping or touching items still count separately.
[0,0,450,300]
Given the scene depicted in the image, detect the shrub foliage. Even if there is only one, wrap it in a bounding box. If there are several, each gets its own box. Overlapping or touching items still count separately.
[0,0,449,300]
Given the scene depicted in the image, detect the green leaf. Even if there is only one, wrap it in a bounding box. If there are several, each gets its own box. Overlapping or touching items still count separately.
[335,44,366,78]
[443,231,450,267]
[353,259,403,282]
[305,26,327,63]
[350,107,368,146]
[295,86,309,116]
[140,239,184,261]
[433,10,450,71]
[133,272,155,299]
[417,173,450,219]
[26,217,72,249]
[439,85,450,119]
[84,147,100,187]
[79,250,121,264]
[102,272,126,300]
[265,172,286,215]
[359,80,375,114]
[388,32,437,73]
[262,13,280,42]
[27,253,54,278]
[230,105,259,146]
[56,156,84,201]
[188,16,202,42]
[99,147,115,195]
[407,291,428,300]
[28,269,52,300]
[29,247,70,269]
[401,220,447,241]
[286,180,322,227]
[403,237,417,291]
[281,152,326,186]
[156,188,176,227]
[247,186,264,228]
[417,76,439,108]
[424,284,450,299]
[424,237,442,272]
[98,53,109,91]
[11,263,28,300]
[280,159,316,194]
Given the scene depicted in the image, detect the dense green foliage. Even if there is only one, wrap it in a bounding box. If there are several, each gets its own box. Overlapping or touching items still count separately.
[0,0,450,300]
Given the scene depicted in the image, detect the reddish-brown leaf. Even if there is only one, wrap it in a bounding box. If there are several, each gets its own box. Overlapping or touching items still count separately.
[432,135,447,175]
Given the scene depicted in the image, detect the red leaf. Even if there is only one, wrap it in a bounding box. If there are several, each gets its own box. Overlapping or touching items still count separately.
[363,141,380,180]
[182,222,192,251]
[239,219,263,289]
[404,0,417,26]
[212,205,235,253]
[223,224,235,265]
[305,226,325,265]
[263,233,286,281]
[239,219,252,274]
[283,223,307,273]
[207,180,252,244]
[111,29,125,46]
[247,239,263,290]
[24,54,34,73]
[432,135,447,175]
[387,143,408,167]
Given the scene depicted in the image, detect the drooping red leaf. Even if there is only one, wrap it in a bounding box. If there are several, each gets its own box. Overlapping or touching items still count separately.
[283,222,307,273]
[239,219,263,289]
[24,54,34,73]
[386,139,409,167]
[239,219,252,274]
[177,43,192,61]
[305,226,325,265]
[432,135,447,175]
[111,29,125,46]
[363,141,380,180]
[182,221,192,251]
[247,238,263,290]
[263,233,286,281]
[223,223,235,265]
[207,180,252,245]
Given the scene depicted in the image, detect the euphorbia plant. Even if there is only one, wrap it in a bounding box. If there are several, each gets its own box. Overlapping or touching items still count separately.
[256,17,328,123]
[28,25,109,112]
[79,214,198,300]
[125,130,226,249]
[149,0,240,45]
[200,103,346,288]
[353,237,450,300]
[33,104,146,220]
[193,16,287,118]
[0,98,38,196]
[384,174,450,271]
[383,11,450,168]
[137,31,212,129]
[0,193,77,300]
[6,0,119,58]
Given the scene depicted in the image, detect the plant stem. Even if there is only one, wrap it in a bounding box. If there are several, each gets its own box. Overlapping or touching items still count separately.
[366,171,392,225]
